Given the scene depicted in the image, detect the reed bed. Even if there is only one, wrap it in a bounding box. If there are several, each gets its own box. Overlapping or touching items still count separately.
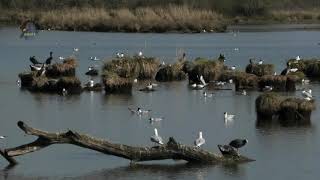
[259,75,297,91]
[102,71,133,93]
[287,58,320,78]
[188,57,225,83]
[155,62,186,82]
[256,93,315,126]
[8,6,226,33]
[220,71,259,91]
[103,56,160,80]
[46,58,77,77]
[245,63,274,77]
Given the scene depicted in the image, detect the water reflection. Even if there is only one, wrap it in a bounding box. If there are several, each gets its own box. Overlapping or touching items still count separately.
[76,163,246,180]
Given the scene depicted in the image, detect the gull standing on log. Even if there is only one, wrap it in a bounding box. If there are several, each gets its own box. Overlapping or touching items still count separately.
[151,128,164,145]
[194,131,205,148]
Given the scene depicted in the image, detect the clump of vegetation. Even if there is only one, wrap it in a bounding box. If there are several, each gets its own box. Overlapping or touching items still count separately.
[279,98,315,126]
[256,93,315,126]
[255,93,282,120]
[46,58,77,77]
[229,71,259,91]
[287,58,320,78]
[245,63,274,77]
[188,57,225,83]
[259,75,297,91]
[102,71,133,93]
[102,56,159,93]
[103,56,160,80]
[18,57,82,94]
[155,62,187,82]
[19,71,82,94]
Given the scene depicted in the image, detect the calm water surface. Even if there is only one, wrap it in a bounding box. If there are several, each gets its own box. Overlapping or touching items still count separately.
[0,26,320,179]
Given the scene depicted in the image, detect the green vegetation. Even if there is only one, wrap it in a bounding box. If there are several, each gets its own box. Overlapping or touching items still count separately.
[2,0,320,32]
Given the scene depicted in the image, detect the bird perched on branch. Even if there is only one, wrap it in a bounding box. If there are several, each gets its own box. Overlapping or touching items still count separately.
[194,131,205,148]
[151,128,164,145]
[229,139,248,151]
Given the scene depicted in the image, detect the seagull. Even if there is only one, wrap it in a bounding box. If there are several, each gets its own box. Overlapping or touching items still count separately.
[62,88,67,96]
[87,79,94,87]
[194,131,205,148]
[302,89,313,98]
[241,90,247,96]
[146,83,153,90]
[73,48,79,52]
[231,66,236,70]
[191,83,197,88]
[151,83,158,87]
[301,79,310,85]
[199,75,207,86]
[289,68,298,72]
[90,57,100,61]
[203,92,213,98]
[234,48,239,51]
[150,128,164,145]
[263,86,273,92]
[258,60,263,65]
[229,139,248,151]
[120,53,124,58]
[0,135,6,139]
[36,64,46,77]
[229,79,233,84]
[215,81,226,86]
[149,117,164,122]
[116,52,121,58]
[274,72,277,75]
[138,51,143,57]
[296,56,301,61]
[224,112,235,121]
[16,79,21,87]
[58,56,65,61]
[304,97,312,101]
[133,78,138,83]
[196,84,205,89]
[137,107,151,115]
[30,64,42,71]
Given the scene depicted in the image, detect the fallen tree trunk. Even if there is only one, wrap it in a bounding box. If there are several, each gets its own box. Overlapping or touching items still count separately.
[0,121,254,166]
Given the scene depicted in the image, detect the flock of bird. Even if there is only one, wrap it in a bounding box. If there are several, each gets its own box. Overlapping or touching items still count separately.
[127,105,246,154]
[24,47,312,156]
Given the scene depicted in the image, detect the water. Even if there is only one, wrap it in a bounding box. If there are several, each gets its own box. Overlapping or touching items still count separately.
[0,26,320,179]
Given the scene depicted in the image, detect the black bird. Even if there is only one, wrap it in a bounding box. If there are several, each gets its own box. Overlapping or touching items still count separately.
[45,51,53,65]
[229,139,248,150]
[29,56,41,65]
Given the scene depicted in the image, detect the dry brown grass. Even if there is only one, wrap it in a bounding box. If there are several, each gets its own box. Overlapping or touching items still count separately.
[103,56,159,79]
[46,57,77,77]
[256,93,283,116]
[188,58,225,83]
[270,9,320,22]
[155,62,187,82]
[7,6,226,32]
[245,63,274,77]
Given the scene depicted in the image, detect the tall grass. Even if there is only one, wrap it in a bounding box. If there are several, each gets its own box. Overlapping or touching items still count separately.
[6,6,226,32]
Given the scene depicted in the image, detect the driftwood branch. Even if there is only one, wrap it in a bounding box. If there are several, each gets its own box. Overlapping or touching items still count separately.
[1,121,254,166]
